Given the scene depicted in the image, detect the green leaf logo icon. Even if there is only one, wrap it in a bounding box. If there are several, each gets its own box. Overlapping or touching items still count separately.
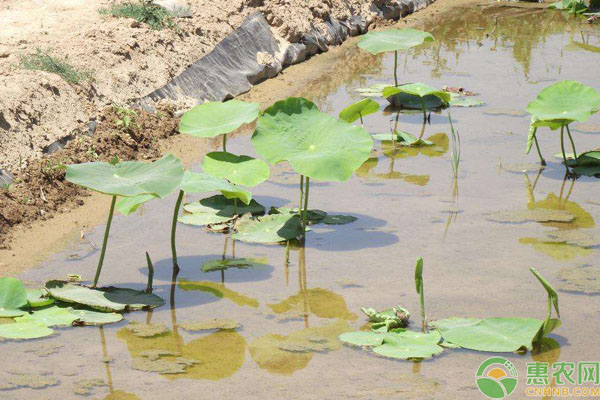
[476,357,518,399]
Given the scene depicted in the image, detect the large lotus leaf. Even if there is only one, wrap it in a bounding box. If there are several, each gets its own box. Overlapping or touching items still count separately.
[0,277,28,316]
[253,97,373,182]
[45,281,164,312]
[180,171,251,204]
[201,152,270,187]
[429,317,481,332]
[339,99,380,123]
[387,92,447,110]
[357,28,434,55]
[178,100,259,138]
[66,154,184,198]
[232,214,304,243]
[340,330,443,360]
[183,195,265,218]
[201,258,269,273]
[26,289,54,308]
[526,81,600,124]
[70,308,123,326]
[573,165,600,177]
[441,317,544,352]
[116,194,156,216]
[383,84,451,104]
[0,321,54,339]
[15,306,78,327]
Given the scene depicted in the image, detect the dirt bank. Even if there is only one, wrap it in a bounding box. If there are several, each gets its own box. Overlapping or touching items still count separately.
[0,0,480,275]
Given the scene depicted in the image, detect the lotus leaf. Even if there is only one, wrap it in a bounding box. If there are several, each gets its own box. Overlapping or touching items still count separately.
[15,306,78,327]
[116,194,155,216]
[201,258,269,273]
[232,214,304,243]
[184,195,264,217]
[387,92,447,110]
[0,321,54,339]
[180,171,251,204]
[449,95,484,107]
[530,267,560,318]
[339,330,443,360]
[66,154,183,197]
[526,81,600,125]
[485,209,575,224]
[439,317,544,352]
[0,277,27,317]
[201,152,270,187]
[357,28,434,55]
[101,287,165,311]
[321,214,357,225]
[429,317,481,332]
[355,84,389,98]
[252,97,373,182]
[26,289,54,308]
[69,308,123,326]
[339,98,380,123]
[178,100,259,138]
[383,84,451,104]
[178,213,233,226]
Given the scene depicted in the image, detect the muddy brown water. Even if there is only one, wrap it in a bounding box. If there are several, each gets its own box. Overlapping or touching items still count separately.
[2,3,600,399]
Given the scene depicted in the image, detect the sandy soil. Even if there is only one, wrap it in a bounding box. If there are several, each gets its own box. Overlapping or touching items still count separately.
[0,0,383,171]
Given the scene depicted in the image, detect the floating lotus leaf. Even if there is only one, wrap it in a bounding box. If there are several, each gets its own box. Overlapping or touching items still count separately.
[180,171,251,204]
[0,321,54,339]
[449,95,484,108]
[383,84,451,104]
[15,306,80,327]
[526,81,600,125]
[485,209,575,224]
[201,258,269,273]
[355,84,389,98]
[178,213,233,226]
[179,100,259,138]
[232,214,304,243]
[395,131,434,147]
[556,265,600,294]
[357,28,434,55]
[321,214,357,225]
[24,289,54,309]
[178,319,240,331]
[116,194,155,216]
[339,330,443,360]
[70,308,123,326]
[0,277,27,317]
[184,195,264,216]
[268,206,327,224]
[66,154,184,197]
[387,92,447,110]
[253,97,373,182]
[45,281,164,312]
[439,317,544,352]
[339,98,380,123]
[201,152,270,187]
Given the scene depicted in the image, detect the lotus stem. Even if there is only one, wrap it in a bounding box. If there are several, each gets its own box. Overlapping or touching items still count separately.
[145,252,154,294]
[533,133,546,166]
[93,195,117,288]
[222,134,227,152]
[299,175,304,213]
[560,124,569,174]
[302,177,310,232]
[420,283,426,333]
[565,124,578,164]
[420,98,427,121]
[359,112,363,126]
[545,294,552,329]
[171,190,184,273]
[394,50,398,87]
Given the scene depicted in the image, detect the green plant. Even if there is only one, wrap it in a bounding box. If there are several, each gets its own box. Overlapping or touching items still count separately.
[20,48,93,84]
[65,154,184,287]
[114,105,139,132]
[549,0,588,14]
[251,97,373,233]
[383,83,450,120]
[338,98,379,125]
[357,28,434,87]
[414,257,426,333]
[99,0,178,30]
[526,80,600,173]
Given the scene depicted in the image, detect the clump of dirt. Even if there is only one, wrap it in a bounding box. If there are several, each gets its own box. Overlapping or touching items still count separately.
[0,104,179,248]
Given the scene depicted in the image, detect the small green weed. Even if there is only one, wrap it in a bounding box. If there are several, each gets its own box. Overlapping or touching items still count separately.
[114,105,139,132]
[99,0,178,30]
[20,49,93,84]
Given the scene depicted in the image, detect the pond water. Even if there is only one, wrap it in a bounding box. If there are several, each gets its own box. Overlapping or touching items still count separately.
[3,2,600,399]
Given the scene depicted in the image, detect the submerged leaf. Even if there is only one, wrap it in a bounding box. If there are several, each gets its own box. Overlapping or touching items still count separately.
[66,154,183,198]
[232,214,304,243]
[179,100,259,138]
[201,152,270,187]
[253,97,373,182]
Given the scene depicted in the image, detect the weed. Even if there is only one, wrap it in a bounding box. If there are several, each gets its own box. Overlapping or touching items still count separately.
[20,49,93,84]
[113,105,139,132]
[99,0,178,30]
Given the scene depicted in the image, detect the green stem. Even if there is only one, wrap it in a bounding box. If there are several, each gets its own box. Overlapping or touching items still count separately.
[420,98,427,121]
[222,134,227,152]
[171,190,184,272]
[545,295,552,329]
[93,195,117,287]
[420,284,426,333]
[565,124,578,163]
[299,175,304,213]
[302,177,310,232]
[359,112,363,126]
[394,50,398,87]
[145,252,154,293]
[533,133,546,166]
[560,124,569,174]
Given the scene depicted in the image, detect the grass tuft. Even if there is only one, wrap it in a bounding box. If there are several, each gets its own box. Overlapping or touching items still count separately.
[20,49,93,84]
[99,0,178,30]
